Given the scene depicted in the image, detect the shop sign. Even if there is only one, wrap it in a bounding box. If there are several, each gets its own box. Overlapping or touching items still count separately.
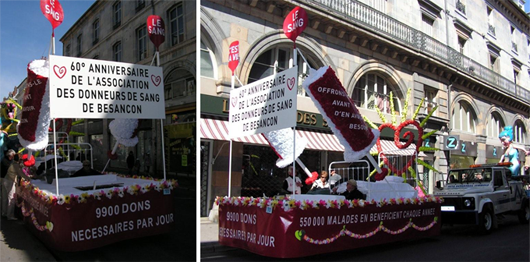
[451,140,477,156]
[49,55,165,119]
[486,145,503,159]
[444,135,459,150]
[228,67,298,138]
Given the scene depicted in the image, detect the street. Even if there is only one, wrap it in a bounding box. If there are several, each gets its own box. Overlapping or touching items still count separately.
[201,215,529,261]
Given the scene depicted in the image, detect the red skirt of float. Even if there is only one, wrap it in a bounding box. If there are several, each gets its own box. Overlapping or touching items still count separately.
[218,196,441,258]
[15,175,177,252]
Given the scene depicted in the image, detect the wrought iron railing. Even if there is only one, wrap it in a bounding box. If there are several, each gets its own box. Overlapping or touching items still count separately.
[302,0,530,103]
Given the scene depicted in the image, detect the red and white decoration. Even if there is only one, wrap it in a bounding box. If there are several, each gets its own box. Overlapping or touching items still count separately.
[40,0,64,30]
[147,15,165,49]
[302,66,380,161]
[109,119,140,147]
[18,59,52,152]
[283,7,307,45]
[262,128,308,168]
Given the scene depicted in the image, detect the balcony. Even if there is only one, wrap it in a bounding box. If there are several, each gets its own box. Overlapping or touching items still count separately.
[302,0,530,104]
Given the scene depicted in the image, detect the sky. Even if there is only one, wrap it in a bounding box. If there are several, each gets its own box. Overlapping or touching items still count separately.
[0,0,96,100]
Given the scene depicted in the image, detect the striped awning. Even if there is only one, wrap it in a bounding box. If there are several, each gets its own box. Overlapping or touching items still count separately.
[200,118,418,155]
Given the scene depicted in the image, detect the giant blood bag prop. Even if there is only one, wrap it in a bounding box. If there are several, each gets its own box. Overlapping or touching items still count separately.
[302,66,379,161]
[109,119,140,147]
[262,128,307,168]
[18,59,52,151]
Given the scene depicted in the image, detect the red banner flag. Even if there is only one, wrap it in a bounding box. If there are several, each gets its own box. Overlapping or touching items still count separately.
[303,66,379,161]
[228,41,240,75]
[40,0,64,30]
[147,15,165,49]
[283,7,307,45]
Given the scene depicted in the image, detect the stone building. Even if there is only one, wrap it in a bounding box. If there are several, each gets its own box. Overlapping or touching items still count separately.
[60,0,196,177]
[199,0,530,216]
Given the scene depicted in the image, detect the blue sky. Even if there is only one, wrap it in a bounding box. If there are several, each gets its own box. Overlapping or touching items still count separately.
[0,0,95,100]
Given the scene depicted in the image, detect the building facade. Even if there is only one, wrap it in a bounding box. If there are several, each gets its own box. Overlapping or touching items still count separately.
[59,0,197,177]
[200,0,530,216]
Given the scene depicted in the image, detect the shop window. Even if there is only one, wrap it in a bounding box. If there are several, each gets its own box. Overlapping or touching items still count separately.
[452,100,476,133]
[248,46,317,96]
[487,112,504,138]
[241,145,320,197]
[200,40,215,78]
[352,73,401,114]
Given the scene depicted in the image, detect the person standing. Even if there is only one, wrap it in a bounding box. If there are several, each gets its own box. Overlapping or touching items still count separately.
[2,150,19,220]
[143,152,151,174]
[283,166,302,194]
[127,151,135,175]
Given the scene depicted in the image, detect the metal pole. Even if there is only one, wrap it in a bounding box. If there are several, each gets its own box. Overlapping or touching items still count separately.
[53,119,59,195]
[228,75,235,197]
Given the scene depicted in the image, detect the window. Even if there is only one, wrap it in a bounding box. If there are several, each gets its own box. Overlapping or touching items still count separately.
[168,3,185,46]
[136,0,145,12]
[486,112,504,138]
[164,69,195,100]
[421,14,434,37]
[353,73,401,114]
[458,36,466,54]
[511,25,518,53]
[113,1,121,29]
[76,34,82,56]
[248,47,316,96]
[456,0,466,15]
[418,0,441,38]
[514,121,526,144]
[489,55,499,73]
[92,19,99,45]
[113,42,122,62]
[65,44,70,56]
[136,25,147,61]
[452,101,476,133]
[200,41,215,78]
[424,87,438,116]
[487,5,495,37]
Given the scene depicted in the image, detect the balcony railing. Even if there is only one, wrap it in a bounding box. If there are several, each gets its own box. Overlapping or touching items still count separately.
[303,0,530,103]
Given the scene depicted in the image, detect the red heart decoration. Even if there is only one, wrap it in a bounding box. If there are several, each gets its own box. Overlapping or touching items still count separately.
[374,167,389,181]
[376,120,423,175]
[287,77,295,90]
[53,65,67,79]
[231,96,238,107]
[151,75,161,86]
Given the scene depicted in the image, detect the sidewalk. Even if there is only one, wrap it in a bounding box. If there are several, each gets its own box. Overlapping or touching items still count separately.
[0,219,56,262]
[200,217,235,255]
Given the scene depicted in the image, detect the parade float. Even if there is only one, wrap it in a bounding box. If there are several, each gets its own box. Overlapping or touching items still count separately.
[216,7,442,258]
[12,1,176,251]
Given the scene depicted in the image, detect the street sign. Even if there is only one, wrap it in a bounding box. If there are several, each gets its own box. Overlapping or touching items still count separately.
[444,135,460,150]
